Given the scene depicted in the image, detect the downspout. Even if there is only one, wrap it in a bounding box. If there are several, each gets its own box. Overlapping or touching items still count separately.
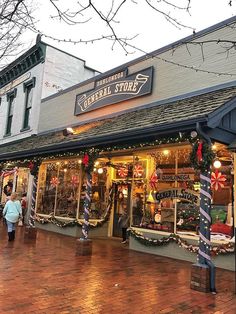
[196,122,216,293]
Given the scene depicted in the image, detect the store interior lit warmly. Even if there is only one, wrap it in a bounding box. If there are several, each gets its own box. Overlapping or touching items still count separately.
[12,141,230,242]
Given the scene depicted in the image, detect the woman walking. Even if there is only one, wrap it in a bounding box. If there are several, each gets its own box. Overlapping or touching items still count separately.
[3,192,22,241]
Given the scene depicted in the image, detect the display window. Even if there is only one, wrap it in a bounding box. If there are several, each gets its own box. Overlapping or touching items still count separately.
[15,168,30,197]
[79,161,109,219]
[37,160,81,217]
[37,158,109,220]
[130,144,234,242]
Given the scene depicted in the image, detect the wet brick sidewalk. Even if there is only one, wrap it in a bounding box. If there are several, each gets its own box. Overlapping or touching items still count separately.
[0,223,235,314]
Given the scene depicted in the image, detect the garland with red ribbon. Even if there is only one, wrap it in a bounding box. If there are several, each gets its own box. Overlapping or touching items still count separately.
[190,141,215,172]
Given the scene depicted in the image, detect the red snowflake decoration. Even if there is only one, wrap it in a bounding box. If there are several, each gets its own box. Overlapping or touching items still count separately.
[118,167,128,178]
[50,177,59,187]
[149,171,158,190]
[133,164,144,177]
[211,170,226,191]
[71,175,79,186]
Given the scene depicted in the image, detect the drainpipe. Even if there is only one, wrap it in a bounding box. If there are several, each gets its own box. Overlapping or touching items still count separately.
[196,122,216,293]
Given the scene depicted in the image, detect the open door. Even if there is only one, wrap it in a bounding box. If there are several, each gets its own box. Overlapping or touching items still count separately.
[112,182,131,237]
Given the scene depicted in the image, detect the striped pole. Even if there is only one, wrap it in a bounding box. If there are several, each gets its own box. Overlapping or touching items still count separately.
[198,171,216,292]
[198,172,211,263]
[29,175,38,228]
[81,170,92,239]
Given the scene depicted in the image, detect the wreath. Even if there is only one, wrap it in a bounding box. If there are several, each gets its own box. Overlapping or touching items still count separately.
[190,140,215,172]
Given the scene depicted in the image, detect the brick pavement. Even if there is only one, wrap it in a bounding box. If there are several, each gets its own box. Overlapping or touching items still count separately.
[0,223,235,314]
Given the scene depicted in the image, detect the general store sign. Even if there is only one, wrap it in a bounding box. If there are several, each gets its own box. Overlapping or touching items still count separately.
[159,174,194,181]
[153,188,199,205]
[74,67,153,115]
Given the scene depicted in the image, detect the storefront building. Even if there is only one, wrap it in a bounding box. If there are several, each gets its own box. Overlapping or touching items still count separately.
[0,17,236,273]
[0,36,99,218]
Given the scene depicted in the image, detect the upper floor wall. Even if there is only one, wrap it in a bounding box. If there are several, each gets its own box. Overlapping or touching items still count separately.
[39,16,236,133]
[41,45,99,99]
[0,40,99,145]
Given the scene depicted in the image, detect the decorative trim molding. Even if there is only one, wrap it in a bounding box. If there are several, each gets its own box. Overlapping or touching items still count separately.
[23,77,36,92]
[0,45,45,89]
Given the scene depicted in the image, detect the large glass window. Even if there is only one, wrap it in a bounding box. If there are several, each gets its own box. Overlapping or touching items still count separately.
[79,161,109,219]
[15,168,30,197]
[37,158,109,220]
[210,143,234,241]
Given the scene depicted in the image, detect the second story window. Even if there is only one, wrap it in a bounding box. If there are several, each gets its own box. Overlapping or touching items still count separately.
[22,77,36,130]
[6,89,17,136]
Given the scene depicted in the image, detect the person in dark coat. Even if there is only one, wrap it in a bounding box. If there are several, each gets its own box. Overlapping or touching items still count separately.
[119,207,130,244]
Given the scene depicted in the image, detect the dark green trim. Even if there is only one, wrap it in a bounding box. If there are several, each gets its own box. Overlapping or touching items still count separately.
[0,44,45,89]
[20,126,30,132]
[23,77,36,92]
[6,88,17,101]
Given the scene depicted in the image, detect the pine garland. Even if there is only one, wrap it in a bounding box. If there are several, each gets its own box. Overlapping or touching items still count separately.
[130,229,235,255]
[36,215,108,228]
[190,140,215,172]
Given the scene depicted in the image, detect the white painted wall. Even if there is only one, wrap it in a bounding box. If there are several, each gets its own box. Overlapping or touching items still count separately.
[0,63,44,144]
[42,46,99,99]
[0,45,99,144]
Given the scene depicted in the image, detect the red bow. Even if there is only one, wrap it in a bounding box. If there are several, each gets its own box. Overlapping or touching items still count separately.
[197,142,203,162]
[29,162,34,171]
[82,154,89,166]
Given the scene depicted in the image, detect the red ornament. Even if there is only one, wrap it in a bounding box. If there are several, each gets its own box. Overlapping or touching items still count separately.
[133,164,144,177]
[149,171,158,190]
[211,170,226,191]
[50,177,59,187]
[118,167,128,178]
[82,154,89,166]
[197,142,203,162]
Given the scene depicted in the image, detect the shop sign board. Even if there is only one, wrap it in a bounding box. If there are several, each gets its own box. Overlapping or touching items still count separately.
[74,67,153,115]
[153,188,199,205]
[159,174,194,181]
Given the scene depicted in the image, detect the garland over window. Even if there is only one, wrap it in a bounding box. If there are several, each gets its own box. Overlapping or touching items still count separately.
[190,140,215,172]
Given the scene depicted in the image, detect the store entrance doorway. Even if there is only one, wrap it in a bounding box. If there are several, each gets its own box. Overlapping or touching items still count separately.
[113,182,131,238]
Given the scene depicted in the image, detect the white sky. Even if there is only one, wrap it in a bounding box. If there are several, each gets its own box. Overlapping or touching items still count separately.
[23,0,236,73]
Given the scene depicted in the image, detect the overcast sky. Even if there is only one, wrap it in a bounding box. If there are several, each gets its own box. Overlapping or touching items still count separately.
[24,0,236,73]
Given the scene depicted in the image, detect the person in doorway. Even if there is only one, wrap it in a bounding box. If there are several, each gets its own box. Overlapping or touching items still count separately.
[3,192,22,241]
[132,193,143,226]
[21,193,27,225]
[119,206,130,244]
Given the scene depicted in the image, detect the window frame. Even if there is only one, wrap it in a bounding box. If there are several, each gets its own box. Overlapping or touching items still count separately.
[5,88,17,136]
[21,77,36,131]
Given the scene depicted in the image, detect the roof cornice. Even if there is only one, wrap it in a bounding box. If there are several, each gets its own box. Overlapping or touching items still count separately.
[0,42,46,89]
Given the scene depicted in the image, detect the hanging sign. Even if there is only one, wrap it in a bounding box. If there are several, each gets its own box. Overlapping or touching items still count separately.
[159,174,194,181]
[74,67,153,115]
[153,188,199,205]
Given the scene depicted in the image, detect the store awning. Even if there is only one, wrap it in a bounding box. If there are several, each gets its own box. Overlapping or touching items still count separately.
[1,86,236,161]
